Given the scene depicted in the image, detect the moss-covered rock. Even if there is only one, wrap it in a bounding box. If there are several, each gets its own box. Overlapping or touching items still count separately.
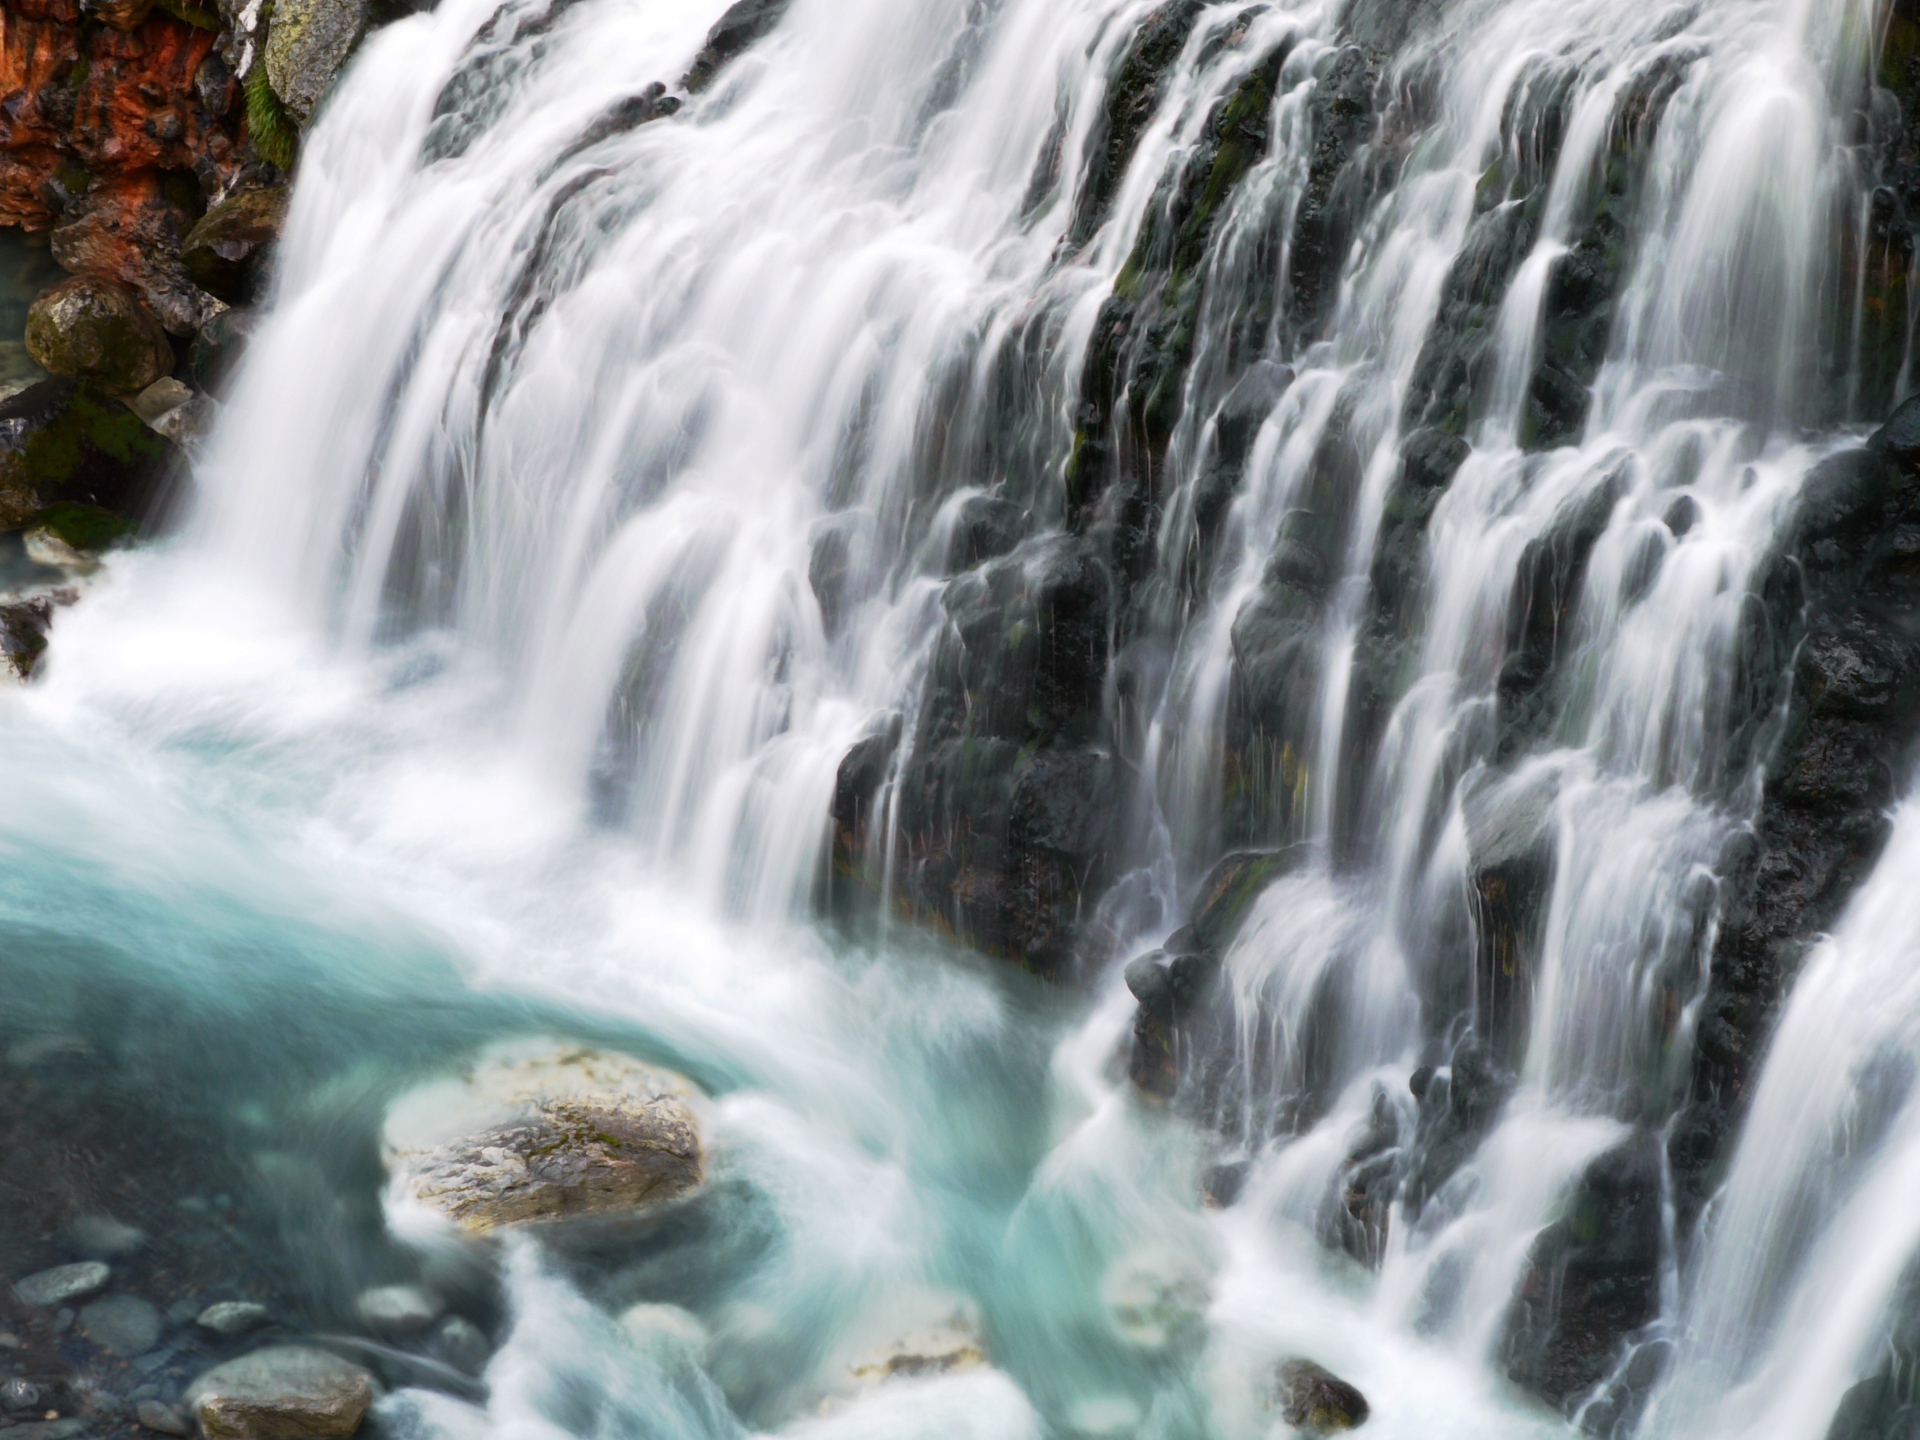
[0,378,175,531]
[181,187,288,304]
[24,277,174,396]
[264,0,370,124]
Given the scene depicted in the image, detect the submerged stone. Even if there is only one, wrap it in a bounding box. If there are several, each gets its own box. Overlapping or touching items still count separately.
[63,1214,146,1260]
[682,0,792,92]
[13,1261,111,1307]
[383,1039,704,1234]
[137,1400,192,1436]
[78,1294,162,1356]
[189,1346,374,1439]
[197,1301,271,1337]
[424,1316,490,1376]
[352,1285,441,1335]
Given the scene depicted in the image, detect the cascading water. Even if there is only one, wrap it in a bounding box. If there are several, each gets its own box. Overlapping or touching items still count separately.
[8,0,1920,1436]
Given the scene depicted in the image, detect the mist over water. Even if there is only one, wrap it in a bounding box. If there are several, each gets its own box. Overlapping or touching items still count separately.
[7,0,1920,1436]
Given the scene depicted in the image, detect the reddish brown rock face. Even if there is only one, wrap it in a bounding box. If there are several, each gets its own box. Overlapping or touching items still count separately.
[0,0,250,313]
[51,168,207,330]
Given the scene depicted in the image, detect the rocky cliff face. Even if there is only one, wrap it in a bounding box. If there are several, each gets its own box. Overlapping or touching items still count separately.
[820,0,1920,1425]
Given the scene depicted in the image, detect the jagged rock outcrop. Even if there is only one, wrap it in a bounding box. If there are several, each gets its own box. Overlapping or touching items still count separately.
[1670,414,1920,1229]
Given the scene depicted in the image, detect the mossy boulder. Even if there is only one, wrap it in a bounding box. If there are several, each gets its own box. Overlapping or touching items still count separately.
[0,379,175,532]
[24,277,174,396]
[182,188,288,304]
[265,0,370,124]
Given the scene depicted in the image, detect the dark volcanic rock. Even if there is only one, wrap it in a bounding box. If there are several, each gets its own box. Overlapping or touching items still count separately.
[1500,1133,1664,1407]
[681,0,792,93]
[181,187,287,305]
[1269,1358,1370,1433]
[1671,438,1920,1230]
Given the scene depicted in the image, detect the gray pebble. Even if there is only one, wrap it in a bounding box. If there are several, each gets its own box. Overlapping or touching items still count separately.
[194,1301,269,1337]
[135,1400,190,1437]
[1,1377,42,1411]
[6,1420,91,1440]
[78,1295,162,1357]
[51,1309,73,1337]
[62,1216,145,1261]
[13,1262,110,1307]
[353,1284,442,1335]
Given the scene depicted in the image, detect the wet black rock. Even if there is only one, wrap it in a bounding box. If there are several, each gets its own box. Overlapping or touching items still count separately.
[187,308,259,398]
[13,1263,110,1308]
[1269,1358,1370,1432]
[945,493,1024,573]
[863,535,1120,976]
[1067,0,1210,246]
[0,379,178,534]
[1873,393,1920,463]
[1495,470,1623,755]
[1126,848,1302,1103]
[77,1294,161,1357]
[180,188,288,306]
[1400,1034,1514,1220]
[681,0,792,93]
[0,599,55,681]
[1500,1132,1664,1408]
[1672,437,1920,1231]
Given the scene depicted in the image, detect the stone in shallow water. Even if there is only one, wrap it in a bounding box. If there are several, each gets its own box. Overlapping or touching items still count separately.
[1268,1358,1370,1433]
[14,1262,110,1307]
[1,1377,42,1410]
[848,1319,986,1386]
[189,1346,374,1439]
[6,1420,89,1440]
[383,1040,704,1234]
[79,1294,162,1356]
[424,1317,490,1376]
[137,1400,191,1436]
[63,1215,146,1260]
[198,1301,271,1337]
[352,1285,441,1335]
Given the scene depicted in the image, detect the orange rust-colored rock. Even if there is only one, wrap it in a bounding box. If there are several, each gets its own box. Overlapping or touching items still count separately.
[51,168,209,331]
[0,1,251,319]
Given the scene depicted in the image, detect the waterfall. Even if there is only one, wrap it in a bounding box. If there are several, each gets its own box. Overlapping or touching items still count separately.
[8,0,1920,1435]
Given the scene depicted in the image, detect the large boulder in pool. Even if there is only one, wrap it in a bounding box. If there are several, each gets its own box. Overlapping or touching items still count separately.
[188,1346,374,1439]
[383,1041,704,1235]
[25,276,173,396]
[1267,1358,1369,1432]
